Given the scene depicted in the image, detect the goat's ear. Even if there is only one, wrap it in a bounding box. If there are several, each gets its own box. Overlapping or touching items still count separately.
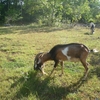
[37,54,43,64]
[39,53,44,58]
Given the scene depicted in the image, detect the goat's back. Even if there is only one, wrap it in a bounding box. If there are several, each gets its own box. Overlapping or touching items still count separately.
[49,43,89,61]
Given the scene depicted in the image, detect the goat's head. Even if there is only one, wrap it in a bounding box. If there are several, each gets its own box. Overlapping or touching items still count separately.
[34,53,44,72]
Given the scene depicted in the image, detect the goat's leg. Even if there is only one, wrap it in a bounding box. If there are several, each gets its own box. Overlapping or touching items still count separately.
[49,61,59,76]
[41,68,48,75]
[81,60,89,80]
[92,28,94,34]
[59,61,64,76]
[41,65,48,75]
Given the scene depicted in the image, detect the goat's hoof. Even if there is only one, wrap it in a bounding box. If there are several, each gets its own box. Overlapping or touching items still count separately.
[82,77,87,81]
[82,78,86,81]
[59,74,62,77]
[42,72,48,76]
[59,73,63,77]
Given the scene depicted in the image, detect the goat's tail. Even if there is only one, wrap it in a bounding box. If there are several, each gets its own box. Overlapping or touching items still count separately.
[90,49,99,53]
[82,44,99,53]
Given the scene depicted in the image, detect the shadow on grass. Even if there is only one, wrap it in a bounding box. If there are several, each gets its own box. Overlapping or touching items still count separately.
[10,52,100,100]
[0,27,14,35]
[0,25,68,35]
[11,70,87,100]
[84,32,90,35]
[19,26,66,34]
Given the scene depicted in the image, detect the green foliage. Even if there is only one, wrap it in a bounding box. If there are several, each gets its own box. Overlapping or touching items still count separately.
[1,0,100,25]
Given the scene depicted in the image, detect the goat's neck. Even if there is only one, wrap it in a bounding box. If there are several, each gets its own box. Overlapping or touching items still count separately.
[42,52,52,62]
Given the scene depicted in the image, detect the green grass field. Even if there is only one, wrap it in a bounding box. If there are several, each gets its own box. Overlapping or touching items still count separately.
[0,25,100,100]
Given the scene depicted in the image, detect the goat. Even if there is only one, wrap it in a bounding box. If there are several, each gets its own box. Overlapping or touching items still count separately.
[34,43,90,80]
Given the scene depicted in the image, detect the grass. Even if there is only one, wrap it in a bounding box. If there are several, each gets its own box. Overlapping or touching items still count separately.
[0,25,100,100]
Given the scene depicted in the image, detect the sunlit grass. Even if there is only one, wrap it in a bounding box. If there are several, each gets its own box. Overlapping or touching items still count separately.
[0,25,100,100]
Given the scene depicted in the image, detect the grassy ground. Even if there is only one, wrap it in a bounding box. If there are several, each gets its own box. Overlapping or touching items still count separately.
[0,25,100,100]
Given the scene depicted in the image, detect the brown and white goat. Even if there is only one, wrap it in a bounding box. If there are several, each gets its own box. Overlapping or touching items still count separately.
[34,43,90,80]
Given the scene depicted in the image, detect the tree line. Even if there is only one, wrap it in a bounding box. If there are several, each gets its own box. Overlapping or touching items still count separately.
[0,0,100,26]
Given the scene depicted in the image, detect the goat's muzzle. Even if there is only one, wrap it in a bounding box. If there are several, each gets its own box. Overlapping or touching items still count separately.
[34,63,43,72]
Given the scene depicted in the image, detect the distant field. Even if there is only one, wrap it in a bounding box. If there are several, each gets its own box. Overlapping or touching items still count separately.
[0,25,100,100]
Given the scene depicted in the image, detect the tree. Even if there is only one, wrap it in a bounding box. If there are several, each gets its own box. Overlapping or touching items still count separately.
[88,0,100,22]
[1,0,100,25]
[0,0,23,24]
